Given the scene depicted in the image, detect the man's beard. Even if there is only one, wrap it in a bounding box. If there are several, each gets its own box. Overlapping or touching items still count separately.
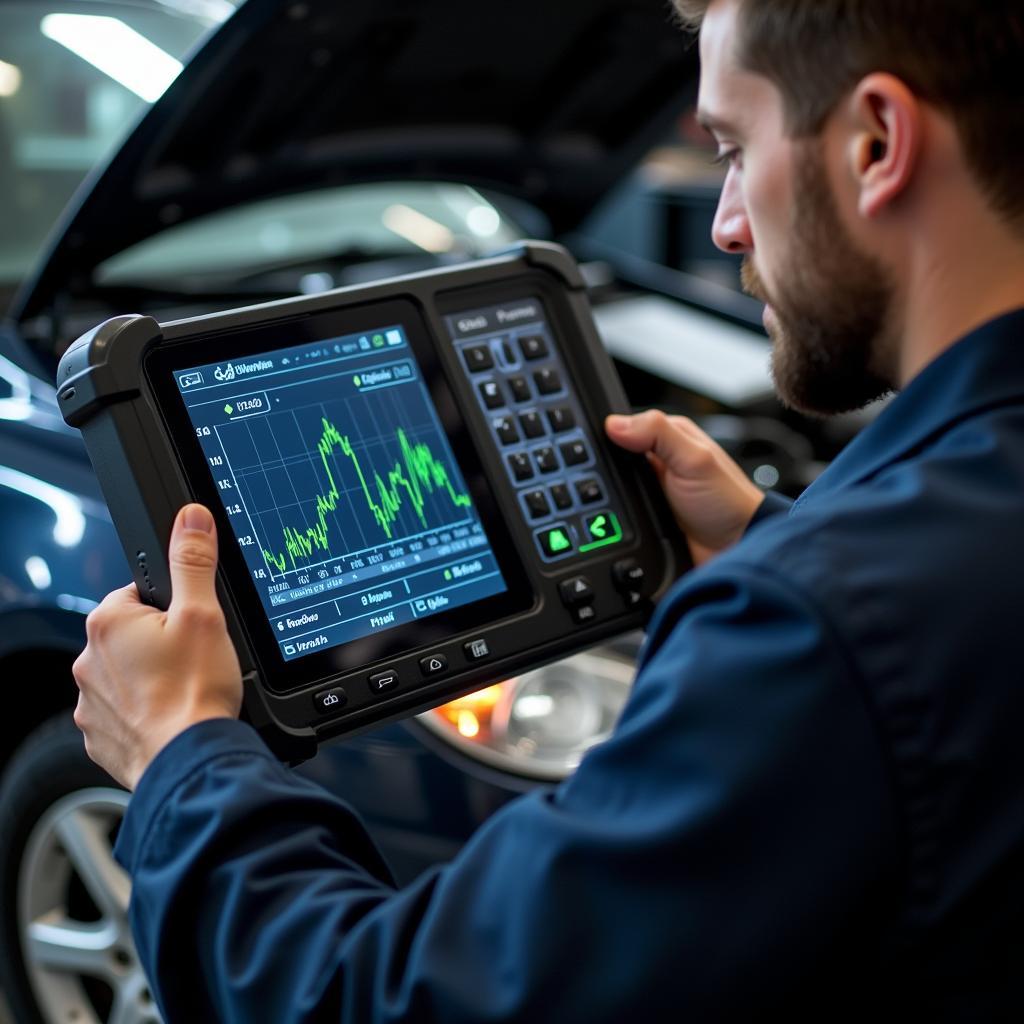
[741,142,897,416]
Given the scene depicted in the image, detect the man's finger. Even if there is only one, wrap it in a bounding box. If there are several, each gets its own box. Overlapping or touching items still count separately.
[167,504,221,614]
[606,411,710,477]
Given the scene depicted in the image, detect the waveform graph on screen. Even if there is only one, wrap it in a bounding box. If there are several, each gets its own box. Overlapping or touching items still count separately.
[217,379,476,578]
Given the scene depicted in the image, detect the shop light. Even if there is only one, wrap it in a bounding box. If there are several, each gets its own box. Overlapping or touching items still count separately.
[382,204,455,254]
[40,14,183,102]
[0,60,22,98]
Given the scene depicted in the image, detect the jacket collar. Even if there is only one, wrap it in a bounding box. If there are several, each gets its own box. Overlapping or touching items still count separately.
[795,307,1024,506]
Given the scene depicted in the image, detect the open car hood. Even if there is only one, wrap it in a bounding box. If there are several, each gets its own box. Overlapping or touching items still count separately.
[12,0,698,324]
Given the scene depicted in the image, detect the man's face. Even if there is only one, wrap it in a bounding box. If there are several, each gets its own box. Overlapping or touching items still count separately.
[698,0,897,415]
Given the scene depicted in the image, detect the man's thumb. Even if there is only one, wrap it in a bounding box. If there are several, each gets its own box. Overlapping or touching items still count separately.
[168,504,220,611]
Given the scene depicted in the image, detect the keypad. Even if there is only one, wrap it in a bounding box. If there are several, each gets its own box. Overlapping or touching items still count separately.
[456,317,625,564]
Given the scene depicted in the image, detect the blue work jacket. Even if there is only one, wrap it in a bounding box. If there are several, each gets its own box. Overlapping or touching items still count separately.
[115,309,1024,1022]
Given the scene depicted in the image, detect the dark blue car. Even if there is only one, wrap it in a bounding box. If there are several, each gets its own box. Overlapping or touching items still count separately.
[0,2,826,1021]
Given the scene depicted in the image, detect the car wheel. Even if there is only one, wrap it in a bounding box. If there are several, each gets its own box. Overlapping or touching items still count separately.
[0,714,160,1024]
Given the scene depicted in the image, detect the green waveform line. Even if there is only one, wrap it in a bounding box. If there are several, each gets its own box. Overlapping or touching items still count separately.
[262,417,473,572]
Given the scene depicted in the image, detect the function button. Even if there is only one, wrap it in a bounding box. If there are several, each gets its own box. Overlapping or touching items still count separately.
[547,407,576,433]
[538,525,574,558]
[493,416,520,445]
[524,489,551,520]
[559,439,590,466]
[520,335,549,361]
[575,478,604,504]
[479,380,505,409]
[508,452,535,482]
[508,375,532,403]
[368,669,399,696]
[534,447,559,474]
[572,604,598,625]
[500,340,518,367]
[419,653,449,677]
[464,638,491,661]
[519,410,546,439]
[463,345,494,373]
[559,575,595,608]
[612,558,646,591]
[534,367,563,395]
[550,483,573,510]
[313,687,348,714]
[623,590,643,608]
[583,511,621,547]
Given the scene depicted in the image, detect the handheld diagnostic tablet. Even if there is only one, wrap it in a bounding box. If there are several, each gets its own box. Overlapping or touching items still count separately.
[57,243,689,762]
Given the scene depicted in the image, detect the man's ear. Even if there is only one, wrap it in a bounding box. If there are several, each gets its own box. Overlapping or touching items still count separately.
[845,73,923,220]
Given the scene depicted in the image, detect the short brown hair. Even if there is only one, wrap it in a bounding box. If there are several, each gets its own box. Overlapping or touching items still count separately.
[673,0,1024,229]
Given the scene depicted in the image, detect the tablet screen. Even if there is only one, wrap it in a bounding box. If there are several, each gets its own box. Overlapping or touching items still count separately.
[173,323,508,662]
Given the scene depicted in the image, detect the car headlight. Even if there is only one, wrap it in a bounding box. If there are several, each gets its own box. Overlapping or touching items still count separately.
[416,643,638,780]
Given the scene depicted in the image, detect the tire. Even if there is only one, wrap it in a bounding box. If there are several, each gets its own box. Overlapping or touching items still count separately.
[0,714,160,1024]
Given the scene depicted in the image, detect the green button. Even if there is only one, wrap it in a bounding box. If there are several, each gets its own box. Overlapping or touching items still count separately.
[580,511,623,552]
[539,526,574,558]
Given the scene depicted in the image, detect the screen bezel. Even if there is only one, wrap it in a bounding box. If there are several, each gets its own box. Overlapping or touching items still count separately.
[145,296,535,695]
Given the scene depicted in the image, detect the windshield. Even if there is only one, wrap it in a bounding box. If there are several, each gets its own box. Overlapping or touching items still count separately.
[0,0,233,292]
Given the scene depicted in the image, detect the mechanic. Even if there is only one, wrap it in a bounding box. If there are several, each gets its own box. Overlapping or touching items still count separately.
[72,1,1024,1020]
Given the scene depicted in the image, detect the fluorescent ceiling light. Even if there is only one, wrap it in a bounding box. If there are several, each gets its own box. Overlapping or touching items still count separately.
[0,60,22,97]
[382,205,454,254]
[41,14,183,102]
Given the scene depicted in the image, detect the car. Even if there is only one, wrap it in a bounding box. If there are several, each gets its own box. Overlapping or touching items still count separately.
[0,2,851,1021]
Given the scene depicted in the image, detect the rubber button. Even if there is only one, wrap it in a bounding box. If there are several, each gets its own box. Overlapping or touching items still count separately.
[560,439,589,466]
[419,654,449,677]
[534,447,559,474]
[575,478,604,504]
[572,604,598,625]
[368,670,399,696]
[550,483,573,510]
[493,416,519,445]
[524,490,551,519]
[612,558,646,591]
[520,335,549,360]
[559,576,595,607]
[314,687,348,714]
[479,380,504,409]
[519,411,546,438]
[534,367,563,395]
[463,345,494,372]
[508,376,531,402]
[538,525,574,557]
[464,638,491,661]
[547,407,576,433]
[508,452,534,481]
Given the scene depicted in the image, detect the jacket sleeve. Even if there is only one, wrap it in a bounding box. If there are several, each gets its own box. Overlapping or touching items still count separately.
[114,560,898,1024]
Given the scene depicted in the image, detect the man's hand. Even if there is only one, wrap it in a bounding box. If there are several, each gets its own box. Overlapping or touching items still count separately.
[73,504,243,790]
[606,411,765,566]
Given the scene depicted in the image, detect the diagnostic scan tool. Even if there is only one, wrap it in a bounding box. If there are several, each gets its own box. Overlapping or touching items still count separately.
[57,243,689,761]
